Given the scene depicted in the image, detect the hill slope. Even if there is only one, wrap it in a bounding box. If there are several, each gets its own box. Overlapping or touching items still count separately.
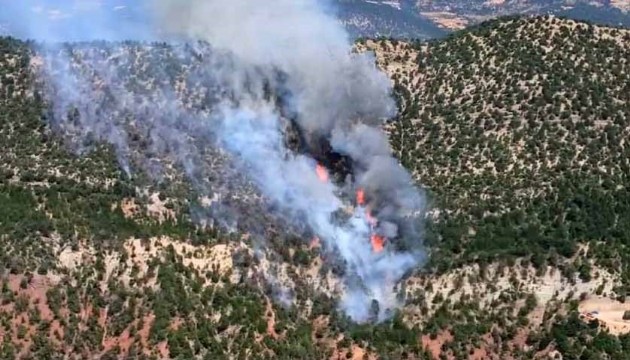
[416,0,630,30]
[362,16,630,357]
[1,15,630,360]
[363,16,630,274]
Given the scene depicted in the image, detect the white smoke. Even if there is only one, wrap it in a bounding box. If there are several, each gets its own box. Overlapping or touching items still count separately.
[151,0,396,135]
[150,0,426,321]
[17,0,427,322]
[214,101,422,321]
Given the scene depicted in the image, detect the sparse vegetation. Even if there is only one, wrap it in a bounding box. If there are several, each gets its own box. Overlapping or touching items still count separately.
[364,16,630,283]
[362,15,630,358]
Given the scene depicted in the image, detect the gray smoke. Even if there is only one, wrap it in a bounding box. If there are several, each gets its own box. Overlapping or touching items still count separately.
[151,0,396,134]
[23,0,427,322]
[149,0,426,321]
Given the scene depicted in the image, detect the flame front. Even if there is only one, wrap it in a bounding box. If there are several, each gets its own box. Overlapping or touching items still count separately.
[358,192,383,253]
[315,164,329,182]
[356,188,365,206]
[314,170,385,254]
[370,234,385,253]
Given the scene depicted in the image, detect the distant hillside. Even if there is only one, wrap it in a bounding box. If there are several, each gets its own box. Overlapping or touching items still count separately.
[335,0,448,39]
[417,0,630,30]
[2,1,629,41]
[337,0,630,38]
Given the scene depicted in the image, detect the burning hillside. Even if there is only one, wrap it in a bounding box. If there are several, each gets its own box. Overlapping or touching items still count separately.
[3,10,630,358]
[314,163,387,255]
[27,0,427,322]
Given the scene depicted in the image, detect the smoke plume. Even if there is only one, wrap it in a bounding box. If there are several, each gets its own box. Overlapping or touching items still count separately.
[17,0,426,322]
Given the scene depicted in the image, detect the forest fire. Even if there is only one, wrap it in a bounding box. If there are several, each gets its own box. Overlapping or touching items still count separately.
[370,235,385,253]
[356,188,366,206]
[314,163,387,254]
[356,189,385,253]
[309,236,321,250]
[33,0,426,323]
[315,163,329,182]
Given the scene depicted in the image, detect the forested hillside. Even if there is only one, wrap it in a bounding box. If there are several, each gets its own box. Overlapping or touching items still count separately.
[0,36,431,360]
[364,16,630,282]
[335,0,630,38]
[366,16,630,359]
[1,15,630,359]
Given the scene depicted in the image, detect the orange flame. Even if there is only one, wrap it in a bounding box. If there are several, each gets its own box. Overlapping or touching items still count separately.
[371,234,385,253]
[356,188,366,206]
[316,164,329,182]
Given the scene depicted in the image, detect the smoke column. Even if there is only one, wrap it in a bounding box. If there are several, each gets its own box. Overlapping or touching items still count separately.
[8,0,427,321]
[150,0,426,321]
